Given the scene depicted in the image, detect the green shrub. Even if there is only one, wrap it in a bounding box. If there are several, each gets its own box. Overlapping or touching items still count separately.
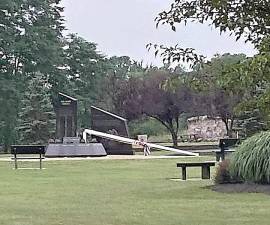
[129,118,168,138]
[230,131,270,184]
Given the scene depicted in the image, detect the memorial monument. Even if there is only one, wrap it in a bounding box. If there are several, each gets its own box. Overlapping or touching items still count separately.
[46,94,134,157]
[54,92,78,140]
[91,106,134,155]
[45,93,107,157]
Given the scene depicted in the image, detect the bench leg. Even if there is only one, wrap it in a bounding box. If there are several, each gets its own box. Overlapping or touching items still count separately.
[14,153,18,170]
[181,167,187,180]
[202,166,210,179]
[39,153,42,169]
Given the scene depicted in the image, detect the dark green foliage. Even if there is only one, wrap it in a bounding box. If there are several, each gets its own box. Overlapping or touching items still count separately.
[146,43,205,68]
[0,0,146,146]
[157,0,269,47]
[117,71,195,146]
[101,56,146,111]
[150,0,269,66]
[0,0,65,148]
[0,0,65,79]
[234,109,268,138]
[63,34,106,129]
[220,38,270,120]
[0,77,19,151]
[17,73,55,144]
[164,54,246,137]
[230,131,270,184]
[129,118,168,138]
[154,1,270,121]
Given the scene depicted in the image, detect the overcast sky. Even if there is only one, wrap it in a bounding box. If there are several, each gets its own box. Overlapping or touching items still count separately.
[62,0,256,66]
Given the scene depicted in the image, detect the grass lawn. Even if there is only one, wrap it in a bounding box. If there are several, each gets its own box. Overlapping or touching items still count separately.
[0,156,269,225]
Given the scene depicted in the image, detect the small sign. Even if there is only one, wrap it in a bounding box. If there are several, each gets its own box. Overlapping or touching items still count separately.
[132,134,148,149]
[61,100,71,106]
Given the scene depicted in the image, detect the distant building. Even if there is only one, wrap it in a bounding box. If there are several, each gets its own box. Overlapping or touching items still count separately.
[187,116,228,141]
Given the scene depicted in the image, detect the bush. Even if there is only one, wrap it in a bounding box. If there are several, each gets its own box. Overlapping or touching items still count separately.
[129,118,167,137]
[214,160,231,184]
[229,131,270,184]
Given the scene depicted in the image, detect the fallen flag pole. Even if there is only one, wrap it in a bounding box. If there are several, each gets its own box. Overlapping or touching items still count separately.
[83,129,199,156]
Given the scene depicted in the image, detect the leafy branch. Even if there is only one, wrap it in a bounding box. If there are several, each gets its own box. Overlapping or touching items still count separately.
[146,43,205,68]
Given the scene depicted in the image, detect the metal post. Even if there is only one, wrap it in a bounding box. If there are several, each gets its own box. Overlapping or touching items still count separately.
[221,146,225,161]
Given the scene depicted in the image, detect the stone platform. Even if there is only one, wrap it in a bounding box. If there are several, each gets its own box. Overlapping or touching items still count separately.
[45,143,107,157]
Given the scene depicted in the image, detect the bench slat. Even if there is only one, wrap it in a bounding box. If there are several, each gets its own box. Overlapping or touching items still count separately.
[11,145,46,154]
[177,162,215,167]
[12,157,45,160]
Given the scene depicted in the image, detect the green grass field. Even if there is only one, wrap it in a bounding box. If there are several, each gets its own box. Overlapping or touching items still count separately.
[0,157,269,225]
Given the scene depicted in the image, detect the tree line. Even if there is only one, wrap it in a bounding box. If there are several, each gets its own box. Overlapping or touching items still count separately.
[0,0,145,149]
[1,0,269,150]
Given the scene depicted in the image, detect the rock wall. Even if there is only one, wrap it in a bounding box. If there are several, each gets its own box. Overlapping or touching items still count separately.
[187,116,227,141]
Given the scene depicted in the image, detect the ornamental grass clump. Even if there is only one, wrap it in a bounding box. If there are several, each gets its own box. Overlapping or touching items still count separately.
[230,131,270,184]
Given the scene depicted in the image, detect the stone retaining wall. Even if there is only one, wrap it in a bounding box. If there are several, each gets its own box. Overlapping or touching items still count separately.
[187,116,227,141]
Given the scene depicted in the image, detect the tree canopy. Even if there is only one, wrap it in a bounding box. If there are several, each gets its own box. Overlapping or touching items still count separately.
[1,0,269,149]
[151,0,270,67]
[157,0,269,46]
[116,71,196,146]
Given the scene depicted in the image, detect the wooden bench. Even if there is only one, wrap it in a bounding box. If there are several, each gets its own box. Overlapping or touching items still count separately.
[11,145,46,169]
[177,162,216,180]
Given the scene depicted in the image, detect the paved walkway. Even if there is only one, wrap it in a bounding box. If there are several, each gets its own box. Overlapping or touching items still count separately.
[0,154,197,162]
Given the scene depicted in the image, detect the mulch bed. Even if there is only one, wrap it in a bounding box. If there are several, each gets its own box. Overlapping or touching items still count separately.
[212,183,270,195]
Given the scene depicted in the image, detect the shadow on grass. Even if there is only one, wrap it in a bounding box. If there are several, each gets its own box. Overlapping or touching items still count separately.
[166,177,211,182]
[202,183,270,195]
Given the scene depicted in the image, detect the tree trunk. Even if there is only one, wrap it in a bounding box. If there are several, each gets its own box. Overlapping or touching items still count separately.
[150,116,178,147]
[230,119,234,135]
[171,130,178,147]
[167,120,178,147]
[222,118,233,137]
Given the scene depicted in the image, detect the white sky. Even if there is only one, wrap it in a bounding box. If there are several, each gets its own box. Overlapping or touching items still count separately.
[62,0,256,66]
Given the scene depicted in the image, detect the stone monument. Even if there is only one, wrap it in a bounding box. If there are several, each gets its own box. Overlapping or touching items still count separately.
[54,92,77,140]
[91,106,134,155]
[45,93,107,157]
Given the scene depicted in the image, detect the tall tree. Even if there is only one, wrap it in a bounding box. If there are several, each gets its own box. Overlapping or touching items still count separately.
[63,33,106,129]
[101,56,146,112]
[196,89,241,137]
[0,0,65,148]
[165,54,247,136]
[0,0,65,82]
[117,71,194,146]
[152,1,270,126]
[0,76,19,151]
[17,72,55,144]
